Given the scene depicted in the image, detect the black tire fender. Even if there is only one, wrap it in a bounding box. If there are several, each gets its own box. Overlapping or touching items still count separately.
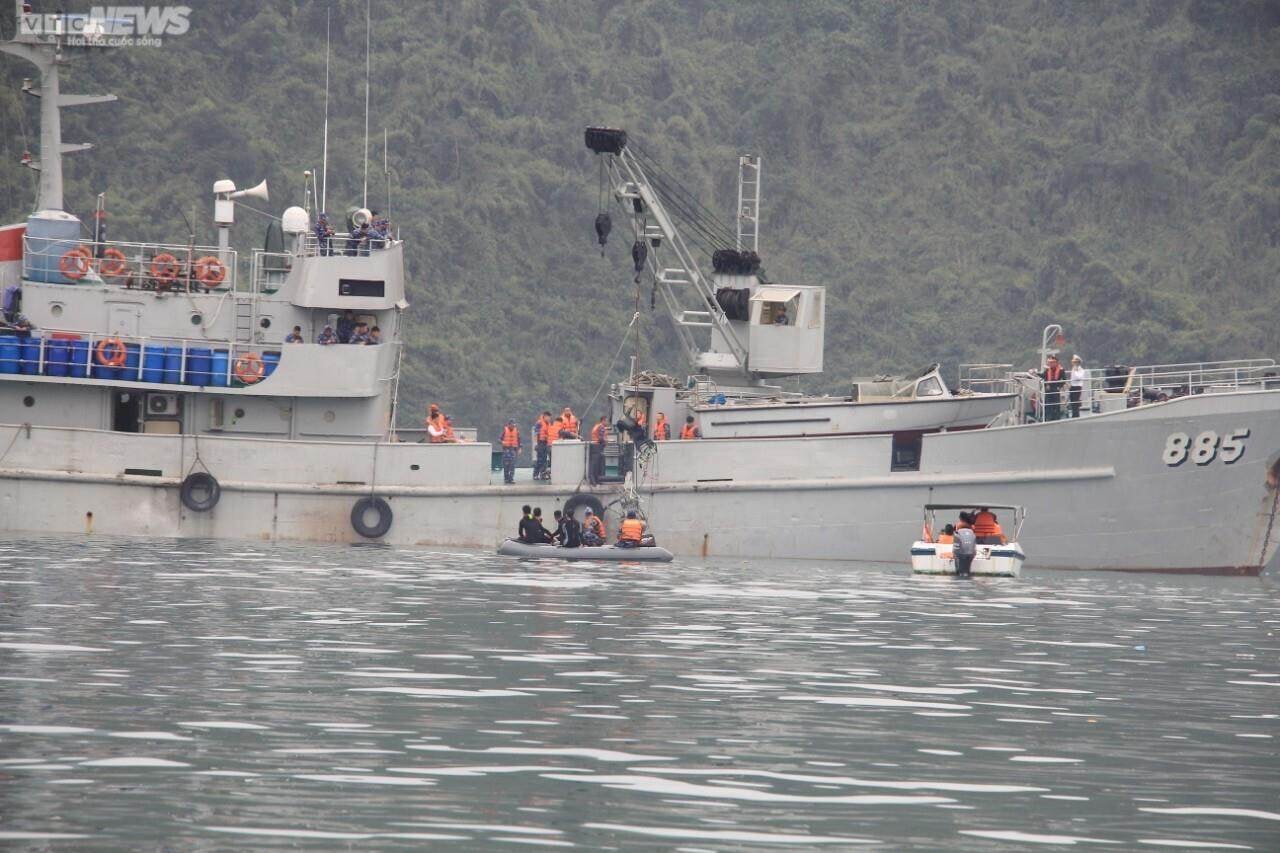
[351,496,393,538]
[179,472,221,512]
[563,493,605,522]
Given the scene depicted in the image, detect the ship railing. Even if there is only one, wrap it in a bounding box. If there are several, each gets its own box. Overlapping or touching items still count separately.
[297,232,402,258]
[23,236,238,293]
[1014,357,1279,421]
[0,326,288,388]
[958,363,1017,394]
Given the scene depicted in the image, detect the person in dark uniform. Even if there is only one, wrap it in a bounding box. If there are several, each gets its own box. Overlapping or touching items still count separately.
[554,509,582,548]
[517,505,535,542]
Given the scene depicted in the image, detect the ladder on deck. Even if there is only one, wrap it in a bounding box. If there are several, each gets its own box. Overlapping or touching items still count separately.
[736,155,761,252]
[233,297,255,343]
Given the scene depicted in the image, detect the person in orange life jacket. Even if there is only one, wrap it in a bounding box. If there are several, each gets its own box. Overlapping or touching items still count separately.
[581,508,606,546]
[936,524,955,545]
[442,415,458,443]
[653,413,670,441]
[560,407,579,438]
[425,403,449,443]
[500,418,521,484]
[1039,354,1066,421]
[588,415,610,484]
[973,507,1002,544]
[680,416,700,440]
[617,509,647,548]
[533,411,552,480]
[548,416,564,443]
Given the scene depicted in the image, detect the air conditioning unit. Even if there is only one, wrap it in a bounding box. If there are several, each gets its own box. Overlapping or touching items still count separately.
[147,393,179,417]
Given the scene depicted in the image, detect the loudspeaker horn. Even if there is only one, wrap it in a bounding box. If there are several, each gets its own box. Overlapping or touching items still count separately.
[352,207,373,227]
[230,179,269,202]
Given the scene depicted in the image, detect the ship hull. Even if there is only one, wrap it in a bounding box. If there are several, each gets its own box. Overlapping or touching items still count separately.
[2,389,1278,574]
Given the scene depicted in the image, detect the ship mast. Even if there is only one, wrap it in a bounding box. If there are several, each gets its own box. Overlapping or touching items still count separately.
[2,2,116,214]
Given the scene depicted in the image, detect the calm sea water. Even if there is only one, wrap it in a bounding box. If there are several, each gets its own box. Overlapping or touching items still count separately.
[1,535,1277,850]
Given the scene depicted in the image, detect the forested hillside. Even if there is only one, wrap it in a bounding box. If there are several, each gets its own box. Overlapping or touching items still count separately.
[3,1,1279,437]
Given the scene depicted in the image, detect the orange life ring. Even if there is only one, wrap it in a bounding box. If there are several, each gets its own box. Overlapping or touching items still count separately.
[99,246,129,280]
[193,255,226,288]
[233,352,265,384]
[59,246,92,280]
[94,337,127,367]
[151,252,180,283]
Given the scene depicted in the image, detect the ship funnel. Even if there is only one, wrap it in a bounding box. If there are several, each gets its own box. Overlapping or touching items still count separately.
[230,180,269,202]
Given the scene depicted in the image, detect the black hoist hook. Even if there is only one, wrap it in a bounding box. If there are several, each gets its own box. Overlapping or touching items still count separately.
[594,213,612,255]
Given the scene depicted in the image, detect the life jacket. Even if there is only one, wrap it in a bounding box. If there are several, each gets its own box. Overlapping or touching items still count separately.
[937,533,954,544]
[548,421,563,443]
[427,413,447,443]
[654,417,669,440]
[591,421,608,445]
[502,425,520,448]
[973,510,998,537]
[1044,363,1064,382]
[584,516,605,538]
[633,410,646,428]
[619,518,644,542]
[562,412,578,434]
[680,423,698,440]
[536,417,550,443]
[991,522,1006,544]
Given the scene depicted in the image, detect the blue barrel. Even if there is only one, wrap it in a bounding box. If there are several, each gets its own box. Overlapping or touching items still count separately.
[122,342,141,381]
[163,346,183,384]
[0,336,19,374]
[186,347,212,386]
[262,351,281,377]
[45,338,70,376]
[19,337,40,375]
[68,339,89,378]
[210,349,230,387]
[141,344,166,383]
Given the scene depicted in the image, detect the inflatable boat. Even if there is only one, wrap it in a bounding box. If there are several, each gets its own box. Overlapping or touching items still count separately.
[497,539,674,562]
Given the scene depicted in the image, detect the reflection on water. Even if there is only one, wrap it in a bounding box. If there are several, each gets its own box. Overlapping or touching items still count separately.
[0,536,1277,849]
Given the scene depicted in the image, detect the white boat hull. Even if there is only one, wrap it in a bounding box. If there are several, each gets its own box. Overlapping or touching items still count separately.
[910,541,1024,577]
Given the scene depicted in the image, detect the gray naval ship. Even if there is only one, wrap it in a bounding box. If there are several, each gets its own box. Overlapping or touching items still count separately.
[1,12,1278,574]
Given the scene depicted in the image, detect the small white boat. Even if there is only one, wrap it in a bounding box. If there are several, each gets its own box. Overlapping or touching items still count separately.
[911,503,1026,578]
[497,538,674,562]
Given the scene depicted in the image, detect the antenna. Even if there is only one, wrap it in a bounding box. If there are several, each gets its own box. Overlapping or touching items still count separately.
[321,5,330,213]
[362,0,371,208]
[383,127,390,220]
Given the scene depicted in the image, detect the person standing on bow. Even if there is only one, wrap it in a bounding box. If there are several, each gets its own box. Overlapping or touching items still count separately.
[500,418,521,484]
[1068,354,1087,418]
[1039,354,1066,422]
[589,414,610,484]
[533,411,552,481]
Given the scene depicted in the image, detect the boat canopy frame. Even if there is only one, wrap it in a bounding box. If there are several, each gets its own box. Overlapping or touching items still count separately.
[923,503,1026,540]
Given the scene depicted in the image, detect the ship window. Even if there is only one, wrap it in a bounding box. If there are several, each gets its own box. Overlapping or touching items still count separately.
[891,432,923,472]
[190,313,203,325]
[259,317,272,329]
[916,376,943,397]
[23,395,35,407]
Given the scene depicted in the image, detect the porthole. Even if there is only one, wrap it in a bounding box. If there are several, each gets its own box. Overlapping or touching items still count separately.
[23,395,35,407]
[234,407,246,418]
[324,410,336,423]
[50,303,64,317]
[190,313,203,325]
[259,317,272,329]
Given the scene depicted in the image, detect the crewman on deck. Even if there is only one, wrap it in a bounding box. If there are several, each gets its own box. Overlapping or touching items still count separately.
[561,407,579,438]
[314,212,334,256]
[316,325,338,345]
[337,310,356,344]
[533,411,552,480]
[285,325,304,343]
[617,510,647,548]
[582,508,606,546]
[973,507,1001,544]
[501,418,521,484]
[548,416,564,444]
[653,413,670,440]
[349,321,371,344]
[588,415,610,484]
[367,326,382,345]
[1040,354,1066,421]
[680,416,700,440]
[426,403,449,443]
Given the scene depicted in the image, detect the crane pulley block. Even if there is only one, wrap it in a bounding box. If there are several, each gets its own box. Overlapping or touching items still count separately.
[585,127,628,155]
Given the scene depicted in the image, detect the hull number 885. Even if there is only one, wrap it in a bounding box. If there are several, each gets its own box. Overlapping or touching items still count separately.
[1163,429,1249,467]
